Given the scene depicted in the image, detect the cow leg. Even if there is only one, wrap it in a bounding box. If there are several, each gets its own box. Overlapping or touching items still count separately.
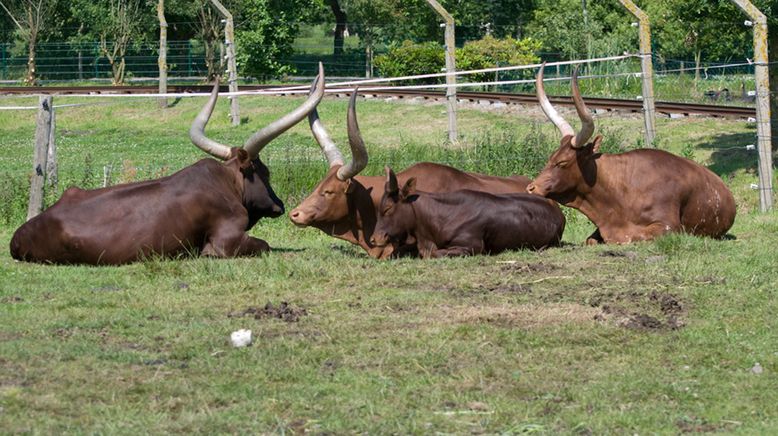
[203,222,270,257]
[636,222,678,241]
[585,228,604,245]
[429,246,477,258]
[605,221,678,243]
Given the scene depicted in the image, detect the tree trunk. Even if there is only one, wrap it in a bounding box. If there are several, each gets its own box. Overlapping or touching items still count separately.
[158,0,168,108]
[693,50,701,83]
[328,0,347,57]
[26,26,37,85]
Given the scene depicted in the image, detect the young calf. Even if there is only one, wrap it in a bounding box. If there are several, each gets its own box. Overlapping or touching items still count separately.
[370,167,566,258]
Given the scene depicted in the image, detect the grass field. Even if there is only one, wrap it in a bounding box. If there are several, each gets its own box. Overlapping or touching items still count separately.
[1,92,777,433]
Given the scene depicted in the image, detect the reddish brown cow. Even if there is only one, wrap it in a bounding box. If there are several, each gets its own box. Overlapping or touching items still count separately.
[370,167,565,258]
[526,64,736,244]
[289,88,532,259]
[10,66,326,265]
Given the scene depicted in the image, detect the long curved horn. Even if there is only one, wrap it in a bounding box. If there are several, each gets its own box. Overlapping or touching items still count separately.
[242,62,326,158]
[570,68,595,147]
[336,88,369,181]
[189,77,233,160]
[308,75,344,167]
[536,63,575,140]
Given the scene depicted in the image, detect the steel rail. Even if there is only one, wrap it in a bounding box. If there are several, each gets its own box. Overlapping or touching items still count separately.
[0,85,756,118]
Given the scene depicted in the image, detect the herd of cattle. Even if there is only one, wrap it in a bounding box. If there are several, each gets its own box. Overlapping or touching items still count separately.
[9,62,736,265]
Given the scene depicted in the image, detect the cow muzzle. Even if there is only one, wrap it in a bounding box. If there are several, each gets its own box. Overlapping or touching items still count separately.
[370,232,389,247]
[526,182,543,196]
[270,202,285,217]
[289,208,311,226]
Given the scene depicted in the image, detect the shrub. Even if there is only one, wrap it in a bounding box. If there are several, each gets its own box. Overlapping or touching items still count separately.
[374,41,445,85]
[374,36,541,85]
[458,36,541,83]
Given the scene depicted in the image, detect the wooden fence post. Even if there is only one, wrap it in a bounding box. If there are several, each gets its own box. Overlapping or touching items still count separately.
[424,0,458,144]
[210,0,240,126]
[27,96,53,221]
[46,106,57,190]
[619,0,657,147]
[731,0,773,212]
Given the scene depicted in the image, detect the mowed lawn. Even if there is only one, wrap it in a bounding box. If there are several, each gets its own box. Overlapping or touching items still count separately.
[1,91,777,434]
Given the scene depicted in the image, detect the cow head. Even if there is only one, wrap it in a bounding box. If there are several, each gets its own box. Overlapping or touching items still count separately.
[371,167,418,247]
[289,88,368,226]
[527,64,601,203]
[189,63,326,225]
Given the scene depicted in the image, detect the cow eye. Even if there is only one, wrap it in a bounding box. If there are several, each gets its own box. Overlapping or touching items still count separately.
[322,190,335,196]
[555,160,569,168]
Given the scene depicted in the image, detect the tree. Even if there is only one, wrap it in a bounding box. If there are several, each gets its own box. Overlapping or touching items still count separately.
[98,0,148,85]
[327,0,347,57]
[525,0,634,60]
[235,0,317,79]
[69,0,152,85]
[195,0,224,80]
[648,0,750,82]
[0,0,59,84]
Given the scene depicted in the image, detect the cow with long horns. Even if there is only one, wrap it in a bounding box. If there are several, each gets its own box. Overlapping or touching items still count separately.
[10,65,327,265]
[526,64,736,244]
[289,88,533,259]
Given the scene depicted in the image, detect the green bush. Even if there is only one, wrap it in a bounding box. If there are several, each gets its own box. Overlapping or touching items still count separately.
[374,36,541,85]
[458,35,541,83]
[374,41,445,85]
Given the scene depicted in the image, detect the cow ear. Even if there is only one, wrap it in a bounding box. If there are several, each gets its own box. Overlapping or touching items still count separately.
[591,135,603,153]
[400,177,417,200]
[385,166,399,195]
[344,178,355,193]
[232,148,252,170]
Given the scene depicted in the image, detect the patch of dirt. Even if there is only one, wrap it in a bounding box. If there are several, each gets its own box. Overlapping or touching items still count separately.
[676,416,738,433]
[453,303,600,329]
[0,295,24,303]
[475,283,533,294]
[593,290,686,331]
[598,250,638,260]
[499,262,558,274]
[228,302,308,323]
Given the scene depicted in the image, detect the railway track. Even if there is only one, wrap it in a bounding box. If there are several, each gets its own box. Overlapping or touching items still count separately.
[0,85,756,119]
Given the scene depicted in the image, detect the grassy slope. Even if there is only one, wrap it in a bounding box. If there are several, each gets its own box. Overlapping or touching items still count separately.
[0,93,776,434]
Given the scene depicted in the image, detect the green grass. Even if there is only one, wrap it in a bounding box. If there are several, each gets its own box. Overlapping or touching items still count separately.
[1,93,777,433]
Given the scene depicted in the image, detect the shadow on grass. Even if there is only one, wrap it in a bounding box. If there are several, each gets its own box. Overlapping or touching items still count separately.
[269,247,305,253]
[168,97,183,108]
[696,128,773,177]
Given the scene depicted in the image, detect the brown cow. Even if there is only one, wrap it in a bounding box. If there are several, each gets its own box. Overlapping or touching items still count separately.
[370,167,565,258]
[10,65,326,265]
[526,64,736,244]
[289,88,532,259]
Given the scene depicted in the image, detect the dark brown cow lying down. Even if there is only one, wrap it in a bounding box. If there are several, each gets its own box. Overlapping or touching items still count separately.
[10,65,326,265]
[526,64,736,244]
[370,167,566,258]
[289,88,531,259]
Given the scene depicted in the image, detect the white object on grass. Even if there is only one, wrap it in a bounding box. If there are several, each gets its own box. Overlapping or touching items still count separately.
[230,329,252,347]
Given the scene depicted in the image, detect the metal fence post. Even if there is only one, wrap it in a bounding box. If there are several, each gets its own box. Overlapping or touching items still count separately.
[424,0,458,144]
[186,40,192,77]
[619,0,657,148]
[731,0,773,212]
[93,43,99,79]
[1,43,6,80]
